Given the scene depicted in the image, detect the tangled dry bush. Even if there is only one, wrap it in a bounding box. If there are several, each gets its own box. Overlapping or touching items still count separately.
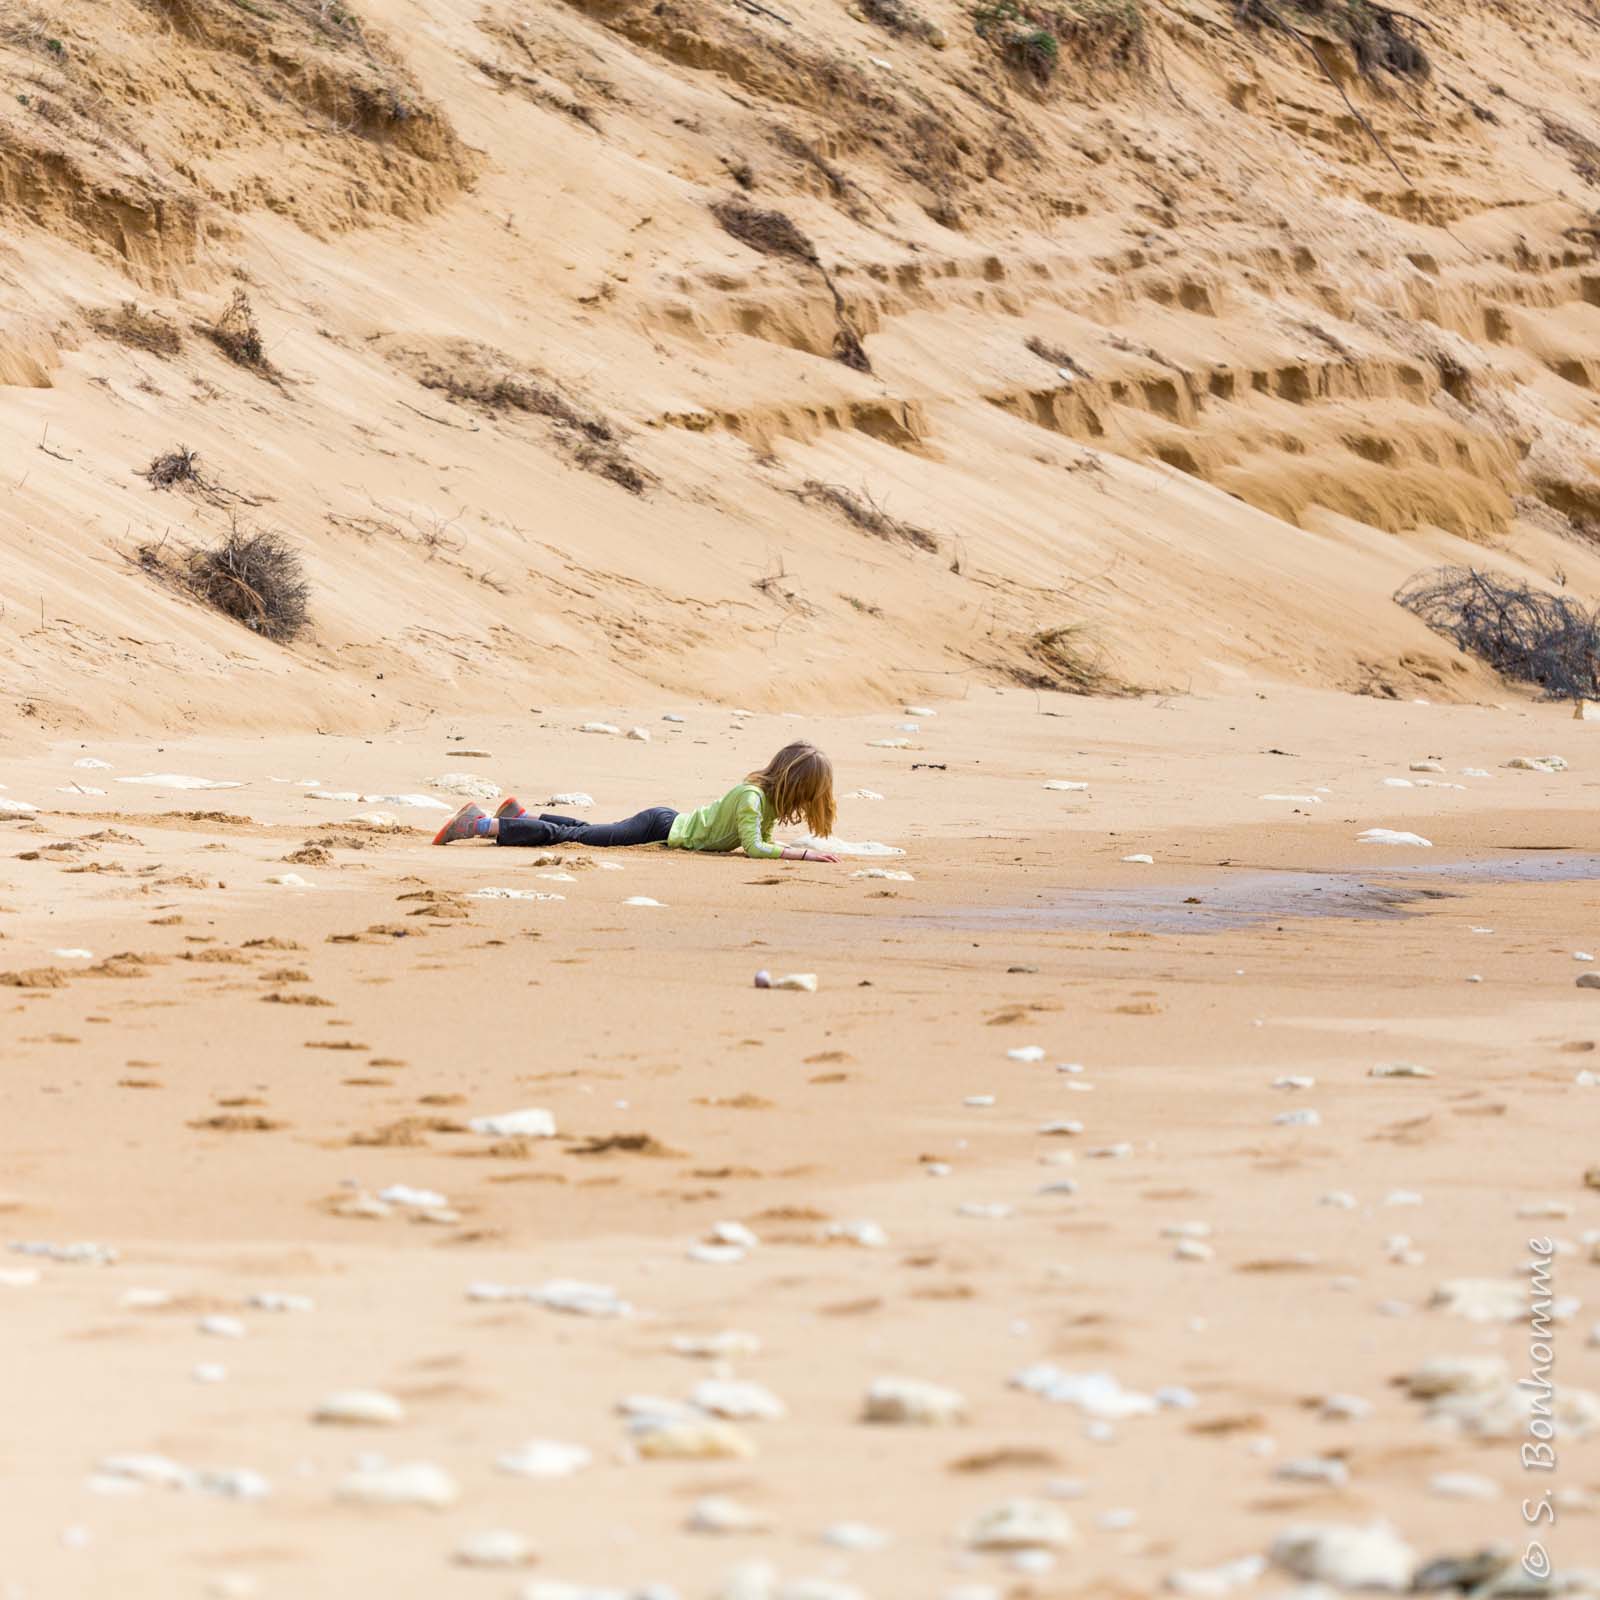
[140,524,311,642]
[90,303,183,356]
[1396,566,1600,700]
[798,481,938,552]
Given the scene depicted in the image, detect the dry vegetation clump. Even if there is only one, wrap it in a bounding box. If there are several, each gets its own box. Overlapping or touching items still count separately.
[856,0,946,44]
[139,523,311,642]
[974,0,1146,81]
[89,303,183,356]
[145,446,200,488]
[1541,115,1600,188]
[204,289,280,378]
[411,346,648,494]
[712,199,873,371]
[1235,0,1428,83]
[1396,567,1600,700]
[798,481,938,553]
[1001,623,1129,694]
[1025,334,1091,377]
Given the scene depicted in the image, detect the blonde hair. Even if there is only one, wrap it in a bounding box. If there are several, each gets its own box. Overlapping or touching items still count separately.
[747,742,835,838]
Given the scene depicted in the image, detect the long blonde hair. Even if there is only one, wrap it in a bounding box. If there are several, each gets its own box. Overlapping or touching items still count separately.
[747,742,835,837]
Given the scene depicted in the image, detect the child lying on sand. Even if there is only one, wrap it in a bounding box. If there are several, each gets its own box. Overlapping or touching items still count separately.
[432,741,841,863]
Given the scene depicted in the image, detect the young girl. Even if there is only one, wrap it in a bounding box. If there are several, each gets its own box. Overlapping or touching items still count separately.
[432,741,841,863]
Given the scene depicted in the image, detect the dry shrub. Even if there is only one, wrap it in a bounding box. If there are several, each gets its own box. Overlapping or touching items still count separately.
[857,0,940,37]
[146,446,199,487]
[141,524,311,642]
[1025,334,1090,376]
[1541,116,1600,188]
[713,199,873,372]
[413,348,648,493]
[798,481,938,553]
[1235,0,1427,82]
[1004,623,1127,694]
[90,302,183,356]
[1396,566,1600,700]
[205,288,276,375]
[712,198,819,264]
[975,0,1145,80]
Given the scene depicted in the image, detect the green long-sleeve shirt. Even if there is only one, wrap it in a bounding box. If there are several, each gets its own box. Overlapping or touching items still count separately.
[667,783,782,859]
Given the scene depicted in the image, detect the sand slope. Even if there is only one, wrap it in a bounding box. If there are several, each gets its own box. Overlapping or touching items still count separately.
[5,0,1600,733]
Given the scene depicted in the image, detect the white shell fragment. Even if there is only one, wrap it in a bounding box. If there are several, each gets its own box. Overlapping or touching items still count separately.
[1267,1521,1416,1590]
[455,1530,538,1567]
[693,1379,786,1421]
[314,1390,406,1426]
[862,1376,968,1425]
[966,1499,1075,1550]
[671,1331,761,1360]
[822,1220,887,1248]
[468,1108,557,1138]
[496,1440,593,1479]
[335,1460,459,1509]
[468,1280,633,1318]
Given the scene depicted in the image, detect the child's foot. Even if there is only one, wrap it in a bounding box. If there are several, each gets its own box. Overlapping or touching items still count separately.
[495,796,527,820]
[433,801,488,845]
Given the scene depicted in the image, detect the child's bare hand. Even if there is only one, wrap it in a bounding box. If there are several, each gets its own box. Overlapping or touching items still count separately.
[807,850,839,863]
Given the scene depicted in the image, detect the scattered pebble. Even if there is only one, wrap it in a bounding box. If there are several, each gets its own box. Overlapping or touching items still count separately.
[198,1315,246,1339]
[314,1390,405,1426]
[469,1279,633,1318]
[496,1440,593,1479]
[1268,1521,1415,1589]
[1274,1109,1320,1127]
[753,971,817,991]
[671,1331,761,1359]
[1274,1456,1349,1487]
[965,1500,1075,1550]
[1357,829,1432,847]
[1006,1046,1045,1063]
[861,1376,968,1425]
[335,1460,458,1509]
[625,896,665,908]
[821,1521,889,1551]
[1369,1062,1434,1078]
[687,1496,769,1534]
[455,1530,538,1568]
[823,1220,887,1248]
[693,1379,786,1421]
[468,1108,557,1138]
[1429,1471,1500,1500]
[1121,853,1154,864]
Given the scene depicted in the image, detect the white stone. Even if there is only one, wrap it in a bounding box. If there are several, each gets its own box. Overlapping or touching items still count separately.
[1274,1109,1321,1127]
[1317,1393,1372,1421]
[634,1419,756,1460]
[456,1530,537,1567]
[1007,1045,1046,1062]
[1370,1062,1434,1078]
[580,722,621,735]
[966,1499,1075,1550]
[469,1108,556,1138]
[1174,1240,1214,1262]
[336,1460,458,1508]
[1429,1279,1526,1322]
[431,773,501,800]
[624,896,665,908]
[97,1453,194,1491]
[379,1184,447,1209]
[314,1390,405,1426]
[694,1379,785,1422]
[198,1315,246,1339]
[823,1220,887,1248]
[1505,755,1566,772]
[265,872,314,888]
[688,1244,747,1265]
[496,1440,593,1479]
[1165,1555,1267,1595]
[1274,1075,1316,1090]
[1275,1456,1349,1487]
[548,792,595,807]
[1043,780,1089,791]
[849,867,913,881]
[688,1496,769,1534]
[1357,829,1432,847]
[248,1291,314,1312]
[1268,1522,1415,1589]
[1400,1357,1507,1400]
[193,1364,228,1384]
[626,727,651,742]
[862,1376,967,1425]
[1011,1365,1156,1419]
[1039,1119,1084,1135]
[964,1095,996,1107]
[1121,853,1154,864]
[1429,1472,1499,1500]
[821,1521,890,1550]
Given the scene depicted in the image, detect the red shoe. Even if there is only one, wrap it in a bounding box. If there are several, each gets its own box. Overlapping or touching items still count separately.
[495,796,527,820]
[433,801,487,845]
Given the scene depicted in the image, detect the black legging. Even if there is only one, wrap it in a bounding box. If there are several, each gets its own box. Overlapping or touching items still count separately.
[496,806,677,849]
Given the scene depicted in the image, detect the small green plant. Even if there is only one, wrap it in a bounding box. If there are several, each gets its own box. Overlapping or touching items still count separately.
[975,0,1145,79]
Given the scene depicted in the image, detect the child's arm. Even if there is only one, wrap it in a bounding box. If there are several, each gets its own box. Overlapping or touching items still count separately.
[736,792,837,862]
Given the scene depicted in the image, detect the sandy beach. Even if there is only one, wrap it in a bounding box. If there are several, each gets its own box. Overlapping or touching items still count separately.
[3,690,1596,1596]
